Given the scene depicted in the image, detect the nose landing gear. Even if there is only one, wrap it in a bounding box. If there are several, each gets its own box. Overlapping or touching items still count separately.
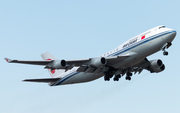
[125,72,132,81]
[162,42,172,56]
[162,46,168,56]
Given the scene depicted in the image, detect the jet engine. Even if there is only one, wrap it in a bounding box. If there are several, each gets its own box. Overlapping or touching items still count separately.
[90,57,107,67]
[46,60,67,69]
[149,59,165,73]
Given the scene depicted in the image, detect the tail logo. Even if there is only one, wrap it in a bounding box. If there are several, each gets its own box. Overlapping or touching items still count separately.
[50,69,56,74]
[46,59,56,74]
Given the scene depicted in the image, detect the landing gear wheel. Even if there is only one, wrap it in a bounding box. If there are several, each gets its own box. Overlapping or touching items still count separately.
[117,74,121,78]
[104,76,110,81]
[113,77,119,81]
[113,74,121,81]
[104,73,110,81]
[163,51,168,56]
[125,76,131,81]
[127,72,132,76]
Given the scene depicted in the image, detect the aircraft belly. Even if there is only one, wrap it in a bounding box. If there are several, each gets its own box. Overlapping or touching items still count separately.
[112,54,144,69]
[60,72,103,85]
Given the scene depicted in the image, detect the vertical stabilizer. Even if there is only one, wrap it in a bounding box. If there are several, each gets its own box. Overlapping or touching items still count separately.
[41,52,64,78]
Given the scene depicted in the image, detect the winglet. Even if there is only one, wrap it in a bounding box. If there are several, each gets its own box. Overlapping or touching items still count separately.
[4,58,12,63]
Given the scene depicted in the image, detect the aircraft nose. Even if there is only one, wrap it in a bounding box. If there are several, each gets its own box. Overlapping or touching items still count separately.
[171,30,176,38]
[173,30,177,36]
[168,30,176,42]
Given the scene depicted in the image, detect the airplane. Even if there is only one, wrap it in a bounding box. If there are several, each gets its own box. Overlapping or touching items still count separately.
[4,25,176,86]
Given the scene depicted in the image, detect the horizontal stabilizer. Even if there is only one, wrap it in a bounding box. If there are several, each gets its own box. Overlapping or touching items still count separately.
[23,78,60,83]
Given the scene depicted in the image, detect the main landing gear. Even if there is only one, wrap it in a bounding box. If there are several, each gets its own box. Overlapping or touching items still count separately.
[104,71,114,81]
[104,68,134,81]
[125,72,132,81]
[104,74,121,81]
[104,72,132,81]
[113,74,121,81]
[104,72,110,81]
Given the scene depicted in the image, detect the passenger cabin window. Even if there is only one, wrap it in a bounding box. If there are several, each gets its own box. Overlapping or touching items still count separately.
[159,26,166,29]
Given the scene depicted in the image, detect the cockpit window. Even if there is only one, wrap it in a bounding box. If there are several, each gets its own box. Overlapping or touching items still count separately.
[159,26,166,29]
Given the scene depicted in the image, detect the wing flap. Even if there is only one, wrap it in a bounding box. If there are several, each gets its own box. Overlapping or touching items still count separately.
[76,65,88,72]
[105,55,130,66]
[106,52,138,65]
[4,52,135,72]
[23,78,60,83]
[66,59,90,66]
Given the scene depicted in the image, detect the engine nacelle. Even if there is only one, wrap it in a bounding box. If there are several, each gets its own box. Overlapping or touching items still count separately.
[91,57,107,67]
[153,64,165,73]
[51,60,66,69]
[150,59,165,73]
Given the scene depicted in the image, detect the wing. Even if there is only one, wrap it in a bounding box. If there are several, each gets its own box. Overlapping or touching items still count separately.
[4,58,52,65]
[106,55,129,65]
[4,57,90,66]
[4,54,130,72]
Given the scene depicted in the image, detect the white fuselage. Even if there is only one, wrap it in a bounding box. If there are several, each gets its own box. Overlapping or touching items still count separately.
[50,26,176,86]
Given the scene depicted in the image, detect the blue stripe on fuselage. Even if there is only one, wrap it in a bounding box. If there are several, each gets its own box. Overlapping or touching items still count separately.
[51,71,80,86]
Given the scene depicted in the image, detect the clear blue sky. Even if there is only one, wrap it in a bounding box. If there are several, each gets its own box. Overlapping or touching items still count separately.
[1,0,180,113]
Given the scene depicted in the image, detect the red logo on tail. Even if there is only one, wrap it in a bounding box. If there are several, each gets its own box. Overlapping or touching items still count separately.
[46,59,55,74]
[50,69,56,74]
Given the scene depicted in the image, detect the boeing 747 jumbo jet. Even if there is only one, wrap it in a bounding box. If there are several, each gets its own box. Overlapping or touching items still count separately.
[5,25,176,86]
